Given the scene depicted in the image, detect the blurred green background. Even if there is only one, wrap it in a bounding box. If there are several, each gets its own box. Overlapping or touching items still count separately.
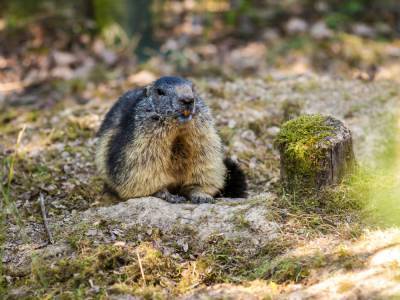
[1,0,399,78]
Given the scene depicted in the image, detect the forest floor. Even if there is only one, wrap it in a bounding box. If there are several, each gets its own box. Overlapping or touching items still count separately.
[1,69,400,299]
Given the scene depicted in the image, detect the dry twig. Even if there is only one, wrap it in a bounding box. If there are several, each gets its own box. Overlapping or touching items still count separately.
[39,193,54,244]
[136,249,146,286]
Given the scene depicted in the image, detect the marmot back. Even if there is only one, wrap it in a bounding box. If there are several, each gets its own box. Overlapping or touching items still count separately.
[96,76,247,203]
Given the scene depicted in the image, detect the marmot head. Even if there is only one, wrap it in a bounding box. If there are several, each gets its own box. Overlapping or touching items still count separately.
[136,76,208,126]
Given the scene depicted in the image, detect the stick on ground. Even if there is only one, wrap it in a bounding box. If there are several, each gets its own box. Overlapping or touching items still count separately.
[136,249,146,286]
[39,193,54,244]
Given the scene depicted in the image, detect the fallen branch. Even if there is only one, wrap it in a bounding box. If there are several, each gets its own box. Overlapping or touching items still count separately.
[38,193,54,244]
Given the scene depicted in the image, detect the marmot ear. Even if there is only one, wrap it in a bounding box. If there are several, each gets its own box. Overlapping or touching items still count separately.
[191,83,196,94]
[144,85,151,97]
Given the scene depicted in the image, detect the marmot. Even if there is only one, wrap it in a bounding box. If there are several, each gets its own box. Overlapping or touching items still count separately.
[96,76,247,203]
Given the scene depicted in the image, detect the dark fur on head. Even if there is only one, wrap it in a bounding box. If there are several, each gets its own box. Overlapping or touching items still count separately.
[138,76,208,126]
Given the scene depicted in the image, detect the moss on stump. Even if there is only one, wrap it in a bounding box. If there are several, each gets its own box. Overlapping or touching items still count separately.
[275,115,355,193]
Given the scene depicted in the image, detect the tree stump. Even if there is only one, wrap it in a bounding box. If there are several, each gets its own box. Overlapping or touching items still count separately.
[275,115,355,192]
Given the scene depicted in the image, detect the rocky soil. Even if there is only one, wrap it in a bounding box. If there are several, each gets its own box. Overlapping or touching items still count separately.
[2,75,400,299]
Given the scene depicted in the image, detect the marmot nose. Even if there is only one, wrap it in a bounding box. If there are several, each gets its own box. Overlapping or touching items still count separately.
[179,98,194,106]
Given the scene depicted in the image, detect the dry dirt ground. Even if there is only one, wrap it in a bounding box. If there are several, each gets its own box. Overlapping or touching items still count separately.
[1,74,400,299]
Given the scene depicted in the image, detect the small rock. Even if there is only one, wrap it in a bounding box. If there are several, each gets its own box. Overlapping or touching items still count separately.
[315,1,329,12]
[266,126,280,136]
[86,229,98,236]
[226,42,267,72]
[89,284,100,294]
[161,38,180,52]
[99,49,117,65]
[219,101,230,110]
[61,151,70,159]
[177,239,190,252]
[112,229,123,236]
[128,70,157,86]
[241,130,256,142]
[63,165,71,173]
[249,157,257,169]
[352,23,376,38]
[375,22,392,36]
[286,18,308,34]
[62,181,75,191]
[73,57,95,78]
[51,66,74,80]
[114,241,126,247]
[92,39,117,64]
[196,44,217,57]
[232,140,252,153]
[46,184,57,192]
[386,45,400,58]
[52,51,76,66]
[262,29,279,41]
[310,21,333,39]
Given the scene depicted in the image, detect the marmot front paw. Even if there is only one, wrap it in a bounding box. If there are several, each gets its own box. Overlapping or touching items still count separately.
[153,189,187,204]
[189,192,215,204]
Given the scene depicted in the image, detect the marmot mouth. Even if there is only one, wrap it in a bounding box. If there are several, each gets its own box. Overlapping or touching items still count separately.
[178,109,194,123]
[181,109,192,118]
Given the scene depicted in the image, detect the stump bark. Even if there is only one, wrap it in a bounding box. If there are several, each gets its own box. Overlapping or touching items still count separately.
[276,115,355,192]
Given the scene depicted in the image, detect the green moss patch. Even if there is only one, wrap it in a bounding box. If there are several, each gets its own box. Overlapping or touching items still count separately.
[275,114,334,170]
[14,237,262,299]
[24,243,183,298]
[275,114,335,191]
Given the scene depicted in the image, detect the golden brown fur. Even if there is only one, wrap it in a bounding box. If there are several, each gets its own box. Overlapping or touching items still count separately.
[96,117,225,200]
[95,76,246,203]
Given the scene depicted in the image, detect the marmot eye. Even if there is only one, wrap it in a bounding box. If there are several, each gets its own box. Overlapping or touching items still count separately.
[156,88,166,96]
